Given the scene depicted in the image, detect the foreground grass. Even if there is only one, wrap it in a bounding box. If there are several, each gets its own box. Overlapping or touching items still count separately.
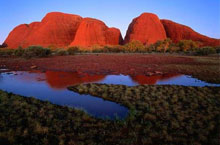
[1,84,220,145]
[69,84,220,145]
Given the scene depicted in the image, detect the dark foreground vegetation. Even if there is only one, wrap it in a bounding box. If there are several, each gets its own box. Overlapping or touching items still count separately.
[0,83,220,145]
[0,39,219,58]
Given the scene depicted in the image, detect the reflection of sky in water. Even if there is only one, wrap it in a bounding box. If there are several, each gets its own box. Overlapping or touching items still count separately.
[0,71,219,119]
[0,72,128,119]
[156,75,220,87]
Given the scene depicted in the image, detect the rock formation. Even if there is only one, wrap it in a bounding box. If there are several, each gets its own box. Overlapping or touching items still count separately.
[70,18,123,47]
[161,19,220,46]
[3,12,219,49]
[4,12,83,48]
[124,13,167,45]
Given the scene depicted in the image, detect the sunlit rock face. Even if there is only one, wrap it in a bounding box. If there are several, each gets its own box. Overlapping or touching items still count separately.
[70,18,123,47]
[4,12,123,49]
[161,19,220,46]
[4,12,83,49]
[4,12,219,49]
[124,13,167,45]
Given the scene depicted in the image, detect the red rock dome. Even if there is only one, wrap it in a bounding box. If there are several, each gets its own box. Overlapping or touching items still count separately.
[4,24,32,49]
[161,19,220,46]
[70,18,123,47]
[124,13,167,45]
[4,12,83,49]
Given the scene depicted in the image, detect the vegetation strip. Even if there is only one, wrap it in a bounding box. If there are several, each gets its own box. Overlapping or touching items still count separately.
[0,83,219,145]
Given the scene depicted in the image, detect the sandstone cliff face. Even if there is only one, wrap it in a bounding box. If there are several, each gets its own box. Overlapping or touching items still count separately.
[4,12,83,48]
[70,18,123,47]
[3,12,219,49]
[124,13,167,45]
[161,19,220,46]
[24,12,83,48]
[4,24,32,49]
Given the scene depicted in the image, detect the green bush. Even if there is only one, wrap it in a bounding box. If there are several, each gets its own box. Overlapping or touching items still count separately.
[23,46,51,58]
[195,47,217,55]
[13,47,25,56]
[56,49,68,56]
[0,48,14,56]
[67,47,79,55]
[124,40,145,52]
[215,46,220,53]
[102,46,124,53]
[154,38,172,52]
[177,40,199,52]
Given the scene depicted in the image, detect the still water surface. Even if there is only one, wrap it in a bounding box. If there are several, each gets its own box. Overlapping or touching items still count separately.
[0,71,219,119]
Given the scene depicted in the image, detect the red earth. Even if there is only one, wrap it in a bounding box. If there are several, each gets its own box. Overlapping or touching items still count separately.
[0,54,219,83]
[0,54,202,75]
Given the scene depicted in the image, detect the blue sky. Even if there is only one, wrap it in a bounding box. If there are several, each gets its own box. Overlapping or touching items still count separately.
[0,0,220,44]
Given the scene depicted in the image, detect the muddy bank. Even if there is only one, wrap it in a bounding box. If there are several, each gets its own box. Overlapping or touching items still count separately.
[0,53,219,83]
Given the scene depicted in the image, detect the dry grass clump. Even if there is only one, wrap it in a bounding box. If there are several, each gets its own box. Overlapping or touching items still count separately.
[68,83,220,145]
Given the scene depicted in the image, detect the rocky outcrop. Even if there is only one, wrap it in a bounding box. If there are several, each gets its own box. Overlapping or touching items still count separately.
[4,12,83,48]
[124,13,167,45]
[161,19,220,46]
[3,12,219,49]
[4,12,123,49]
[70,18,123,47]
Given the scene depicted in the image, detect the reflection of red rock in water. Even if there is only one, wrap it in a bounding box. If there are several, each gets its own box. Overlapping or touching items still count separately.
[132,74,181,85]
[45,71,106,89]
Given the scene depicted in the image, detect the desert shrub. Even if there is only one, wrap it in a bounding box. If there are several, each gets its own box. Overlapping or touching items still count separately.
[67,47,79,55]
[55,49,68,56]
[195,47,217,55]
[102,45,124,53]
[23,46,51,58]
[13,46,25,56]
[0,48,14,56]
[124,40,145,52]
[177,40,199,52]
[154,38,172,52]
[144,44,155,52]
[167,44,180,53]
[214,46,220,53]
[90,45,103,53]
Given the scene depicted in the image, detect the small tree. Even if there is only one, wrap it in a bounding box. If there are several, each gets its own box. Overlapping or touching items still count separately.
[67,47,79,55]
[125,40,145,52]
[177,40,199,52]
[196,47,217,55]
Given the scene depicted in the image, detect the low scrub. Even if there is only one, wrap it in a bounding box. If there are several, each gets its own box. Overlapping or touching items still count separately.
[67,46,79,55]
[22,46,51,58]
[0,48,14,56]
[1,40,220,57]
[195,46,217,55]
